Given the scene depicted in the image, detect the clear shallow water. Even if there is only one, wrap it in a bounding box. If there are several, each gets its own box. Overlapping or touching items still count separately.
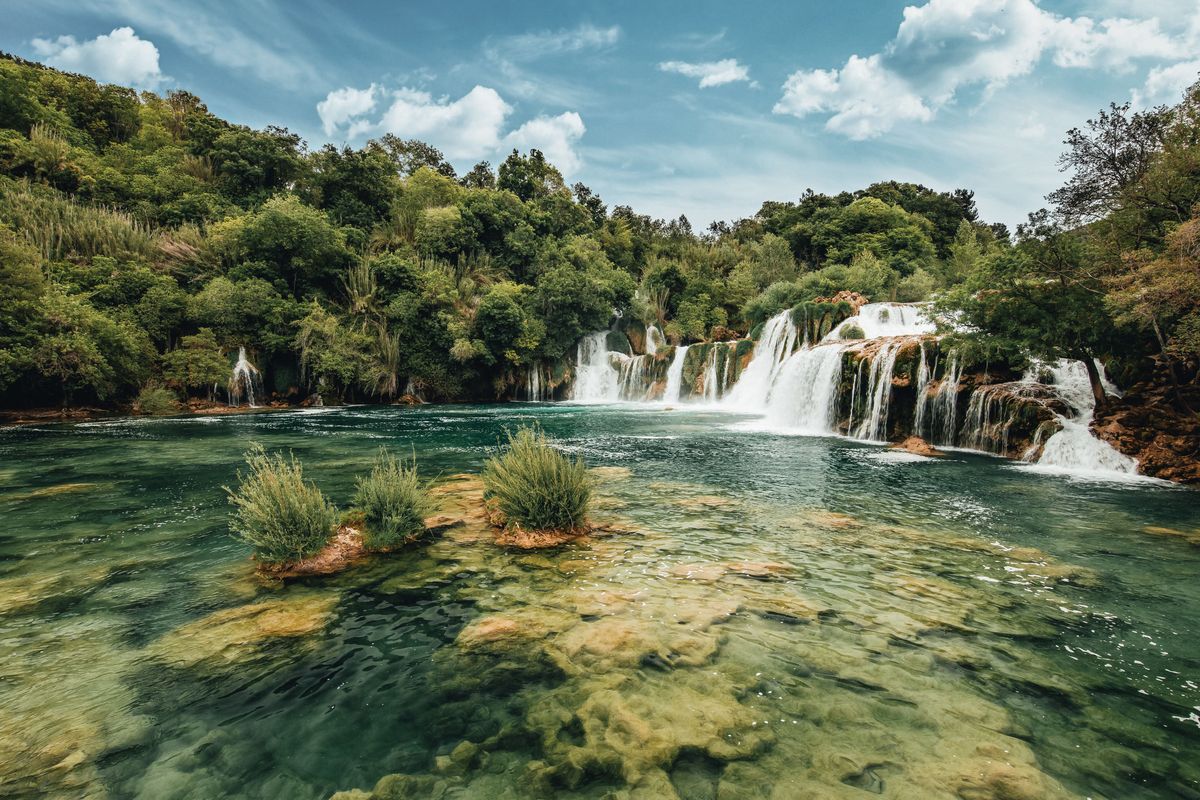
[0,403,1198,799]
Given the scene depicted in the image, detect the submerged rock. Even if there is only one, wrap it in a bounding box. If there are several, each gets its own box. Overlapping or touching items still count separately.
[147,593,337,666]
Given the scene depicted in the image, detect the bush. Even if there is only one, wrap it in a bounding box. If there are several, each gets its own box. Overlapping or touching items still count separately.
[226,444,337,564]
[482,426,591,532]
[839,323,866,340]
[353,449,435,550]
[136,383,179,415]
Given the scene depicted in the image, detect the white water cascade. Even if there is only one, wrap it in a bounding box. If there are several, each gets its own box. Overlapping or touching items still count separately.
[228,347,264,407]
[572,332,624,402]
[562,301,1140,478]
[523,364,548,401]
[722,312,800,411]
[663,345,689,403]
[645,325,666,356]
[1035,361,1137,474]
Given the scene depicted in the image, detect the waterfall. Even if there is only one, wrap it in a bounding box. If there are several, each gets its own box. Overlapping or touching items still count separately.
[572,332,624,402]
[913,347,961,446]
[1035,361,1137,473]
[912,342,931,437]
[523,364,546,401]
[618,355,656,401]
[228,347,264,407]
[850,341,904,441]
[762,343,848,432]
[701,348,721,403]
[960,383,1033,455]
[645,325,665,356]
[664,345,688,403]
[833,302,936,339]
[723,311,799,411]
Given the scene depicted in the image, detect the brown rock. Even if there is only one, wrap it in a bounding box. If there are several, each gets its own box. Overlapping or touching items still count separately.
[890,436,945,457]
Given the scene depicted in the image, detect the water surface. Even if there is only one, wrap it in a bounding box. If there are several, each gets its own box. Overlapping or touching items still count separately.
[1,404,1198,798]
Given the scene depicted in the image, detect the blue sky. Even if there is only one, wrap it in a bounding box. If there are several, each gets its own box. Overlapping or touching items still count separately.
[4,0,1199,228]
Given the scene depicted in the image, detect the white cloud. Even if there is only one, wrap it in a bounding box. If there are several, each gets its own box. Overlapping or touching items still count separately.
[775,0,1200,139]
[485,24,620,62]
[1133,59,1200,106]
[315,84,587,172]
[775,55,932,139]
[317,85,379,137]
[31,27,165,89]
[502,112,586,174]
[659,59,751,88]
[377,87,512,160]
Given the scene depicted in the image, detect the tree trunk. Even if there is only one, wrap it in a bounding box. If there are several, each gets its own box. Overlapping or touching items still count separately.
[1083,356,1107,409]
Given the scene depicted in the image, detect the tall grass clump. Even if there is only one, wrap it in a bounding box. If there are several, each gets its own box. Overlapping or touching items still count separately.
[226,444,337,565]
[353,449,435,549]
[0,180,156,261]
[482,426,591,532]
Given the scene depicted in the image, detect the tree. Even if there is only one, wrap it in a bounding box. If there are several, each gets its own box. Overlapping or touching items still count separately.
[208,126,303,204]
[497,149,565,202]
[161,328,228,393]
[1049,101,1172,225]
[371,134,456,178]
[461,161,496,189]
[235,195,352,297]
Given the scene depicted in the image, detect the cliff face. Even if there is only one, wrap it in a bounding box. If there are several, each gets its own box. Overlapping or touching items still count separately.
[1092,381,1200,484]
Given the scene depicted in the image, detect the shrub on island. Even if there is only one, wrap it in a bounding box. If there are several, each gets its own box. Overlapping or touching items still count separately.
[226,444,338,565]
[354,449,434,550]
[839,323,866,340]
[136,383,179,416]
[482,426,591,534]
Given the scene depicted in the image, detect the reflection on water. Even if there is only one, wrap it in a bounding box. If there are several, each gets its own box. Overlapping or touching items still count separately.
[1,403,1198,799]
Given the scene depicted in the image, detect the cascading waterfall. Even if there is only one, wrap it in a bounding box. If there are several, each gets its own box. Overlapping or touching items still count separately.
[663,345,688,403]
[913,345,961,446]
[562,300,1139,477]
[523,364,547,401]
[572,332,624,402]
[834,302,936,339]
[617,355,655,401]
[1035,361,1137,473]
[228,347,264,407]
[645,325,665,356]
[850,341,904,441]
[762,343,848,432]
[722,311,799,411]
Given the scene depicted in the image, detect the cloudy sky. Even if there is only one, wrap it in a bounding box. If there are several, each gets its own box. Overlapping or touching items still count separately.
[4,0,1199,228]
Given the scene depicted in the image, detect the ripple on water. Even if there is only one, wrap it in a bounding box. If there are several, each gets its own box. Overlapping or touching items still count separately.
[0,404,1197,799]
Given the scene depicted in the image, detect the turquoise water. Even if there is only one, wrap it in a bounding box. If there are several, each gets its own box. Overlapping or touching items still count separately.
[1,404,1198,799]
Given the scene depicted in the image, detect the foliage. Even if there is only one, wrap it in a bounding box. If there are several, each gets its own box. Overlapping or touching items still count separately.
[226,444,338,565]
[482,426,591,532]
[3,52,1192,416]
[353,449,435,550]
[136,383,179,415]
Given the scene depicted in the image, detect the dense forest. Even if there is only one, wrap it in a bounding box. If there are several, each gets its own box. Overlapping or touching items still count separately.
[0,52,1196,413]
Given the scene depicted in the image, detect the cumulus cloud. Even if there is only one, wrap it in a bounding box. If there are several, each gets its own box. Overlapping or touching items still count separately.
[1133,59,1200,107]
[317,85,588,174]
[774,0,1198,139]
[502,112,586,173]
[317,85,380,137]
[375,87,512,160]
[31,27,165,89]
[659,59,751,88]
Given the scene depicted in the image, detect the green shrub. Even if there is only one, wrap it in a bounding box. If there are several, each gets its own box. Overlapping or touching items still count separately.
[839,323,866,340]
[226,444,337,565]
[482,426,591,532]
[136,383,179,415]
[353,449,435,550]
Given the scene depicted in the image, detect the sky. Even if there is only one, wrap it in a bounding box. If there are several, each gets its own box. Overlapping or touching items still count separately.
[3,0,1199,229]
